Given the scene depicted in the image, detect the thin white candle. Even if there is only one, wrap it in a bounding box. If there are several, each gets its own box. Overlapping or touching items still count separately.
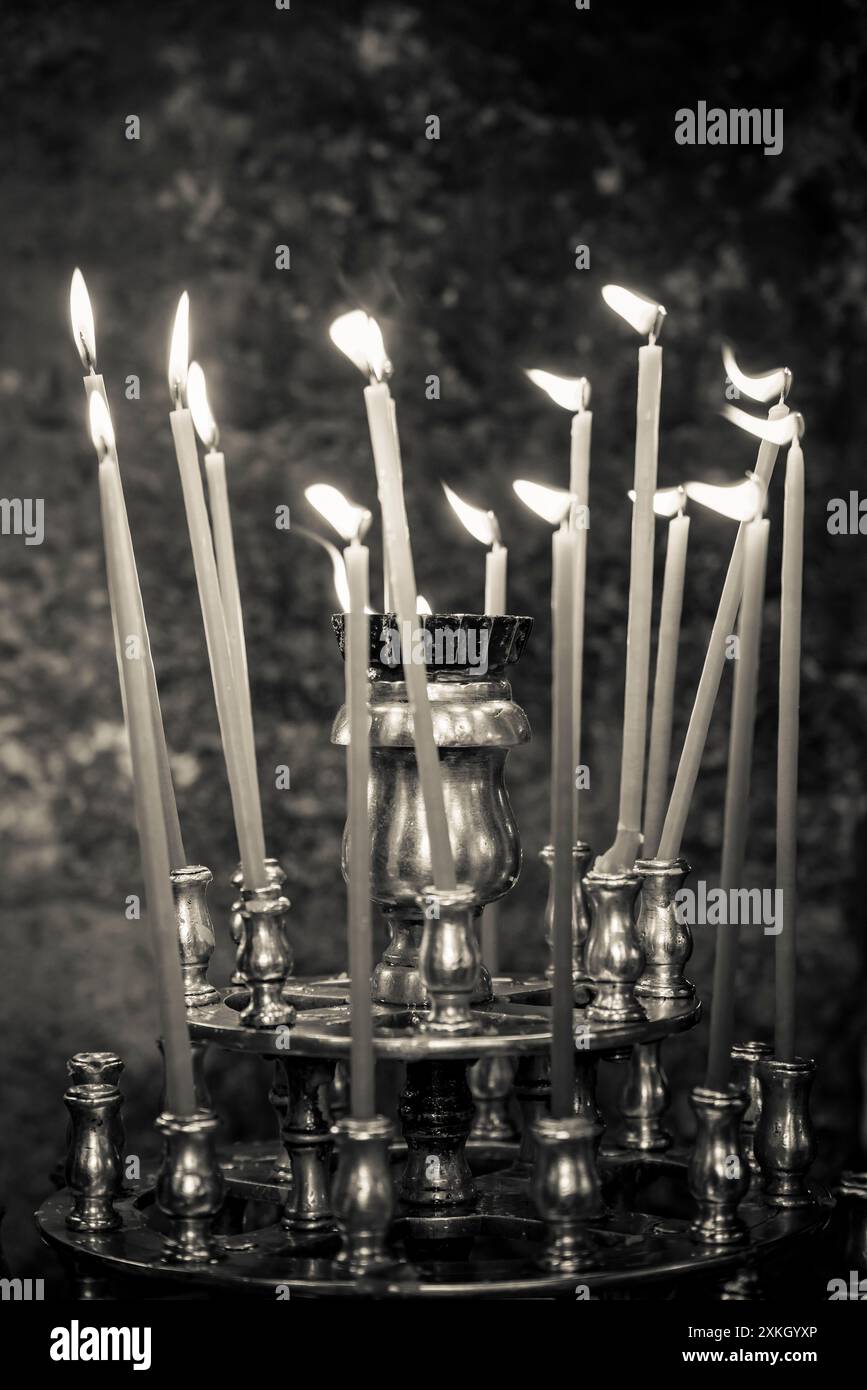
[776,430,805,1061]
[90,394,195,1115]
[346,536,374,1116]
[641,489,690,859]
[70,271,186,870]
[441,483,507,613]
[168,296,267,890]
[598,287,665,872]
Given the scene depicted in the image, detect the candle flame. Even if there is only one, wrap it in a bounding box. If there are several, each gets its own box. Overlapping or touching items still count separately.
[70,268,97,371]
[442,482,500,547]
[628,484,686,518]
[168,292,190,405]
[601,284,666,340]
[187,361,219,450]
[525,369,591,413]
[292,524,351,610]
[722,405,804,445]
[722,343,791,404]
[305,483,372,544]
[328,310,391,382]
[513,478,574,526]
[684,475,765,522]
[88,389,116,459]
[416,594,432,615]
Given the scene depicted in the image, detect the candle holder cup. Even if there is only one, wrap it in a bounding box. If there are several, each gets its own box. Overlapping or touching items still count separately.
[171,864,220,1008]
[332,1115,395,1275]
[542,841,593,999]
[63,1052,125,1232]
[731,1040,773,1190]
[155,1109,225,1263]
[332,613,531,1008]
[634,857,693,999]
[239,881,295,1030]
[584,869,645,1025]
[417,884,482,1034]
[230,858,289,989]
[755,1056,816,1208]
[688,1084,750,1245]
[531,1115,602,1272]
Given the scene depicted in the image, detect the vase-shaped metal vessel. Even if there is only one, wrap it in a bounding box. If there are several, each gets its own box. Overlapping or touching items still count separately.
[634,857,693,999]
[332,614,532,1007]
[755,1056,816,1208]
[584,869,645,1025]
[688,1084,750,1245]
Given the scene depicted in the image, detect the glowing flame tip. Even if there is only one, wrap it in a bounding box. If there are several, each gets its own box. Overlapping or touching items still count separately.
[70,268,96,370]
[168,291,190,404]
[512,478,574,526]
[328,310,390,381]
[601,284,666,339]
[187,361,219,449]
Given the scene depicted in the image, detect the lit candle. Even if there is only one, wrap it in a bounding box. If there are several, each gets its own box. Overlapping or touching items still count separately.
[597,287,666,873]
[441,483,507,613]
[657,353,797,862]
[776,425,805,1062]
[705,478,769,1092]
[89,393,195,1114]
[526,369,592,838]
[513,480,576,1116]
[69,271,186,870]
[307,484,375,1117]
[167,295,267,890]
[639,487,690,860]
[330,312,456,892]
[187,361,260,821]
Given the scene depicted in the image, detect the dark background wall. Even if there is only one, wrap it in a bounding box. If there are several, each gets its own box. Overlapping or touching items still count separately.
[1,0,866,1275]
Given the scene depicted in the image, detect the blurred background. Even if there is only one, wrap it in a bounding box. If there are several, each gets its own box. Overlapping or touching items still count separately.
[1,0,866,1278]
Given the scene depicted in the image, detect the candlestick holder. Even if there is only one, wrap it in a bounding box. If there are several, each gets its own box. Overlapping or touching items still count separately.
[688,1084,750,1245]
[155,1110,225,1262]
[399,1061,475,1209]
[730,1040,773,1189]
[542,841,593,997]
[332,613,531,1007]
[634,857,693,999]
[333,1115,396,1274]
[171,864,220,1008]
[584,869,646,1025]
[63,1052,125,1231]
[276,1058,336,1232]
[230,858,289,988]
[239,880,295,1029]
[755,1056,816,1208]
[469,1055,518,1143]
[531,1116,602,1272]
[417,884,482,1034]
[618,1041,671,1151]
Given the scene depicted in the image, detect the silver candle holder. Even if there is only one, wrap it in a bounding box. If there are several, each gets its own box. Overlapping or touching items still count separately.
[155,1110,225,1262]
[584,868,646,1025]
[634,856,693,999]
[755,1056,816,1208]
[688,1084,750,1245]
[171,864,220,1008]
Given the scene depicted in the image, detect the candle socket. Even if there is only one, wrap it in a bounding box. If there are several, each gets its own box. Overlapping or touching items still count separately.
[731,1041,774,1190]
[619,1041,671,1152]
[230,859,289,989]
[688,1084,750,1246]
[63,1053,125,1231]
[155,1110,225,1263]
[469,1055,518,1142]
[542,842,593,996]
[755,1057,816,1208]
[531,1116,601,1272]
[332,613,531,1008]
[277,1058,336,1232]
[417,885,483,1034]
[584,869,646,1025]
[634,857,694,999]
[239,881,295,1030]
[332,1115,395,1275]
[399,1061,475,1209]
[171,865,220,1008]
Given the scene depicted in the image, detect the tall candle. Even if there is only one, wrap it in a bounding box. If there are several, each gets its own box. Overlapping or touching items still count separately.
[570,408,591,836]
[485,544,508,614]
[345,538,375,1117]
[365,383,456,890]
[657,403,790,861]
[91,398,195,1114]
[706,512,770,1091]
[775,436,804,1061]
[598,340,662,872]
[643,504,690,859]
[70,272,185,870]
[551,522,578,1117]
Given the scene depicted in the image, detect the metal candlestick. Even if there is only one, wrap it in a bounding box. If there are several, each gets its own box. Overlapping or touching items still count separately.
[230,858,289,989]
[418,884,484,1033]
[731,1040,773,1189]
[171,864,220,1008]
[155,1110,225,1262]
[531,1116,602,1272]
[755,1056,816,1208]
[276,1058,336,1232]
[688,1084,750,1245]
[469,1055,518,1143]
[619,1041,671,1151]
[634,857,693,999]
[584,869,646,1025]
[542,841,593,995]
[63,1052,125,1231]
[333,1116,395,1274]
[239,880,295,1029]
[399,1061,475,1209]
[331,613,531,1007]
